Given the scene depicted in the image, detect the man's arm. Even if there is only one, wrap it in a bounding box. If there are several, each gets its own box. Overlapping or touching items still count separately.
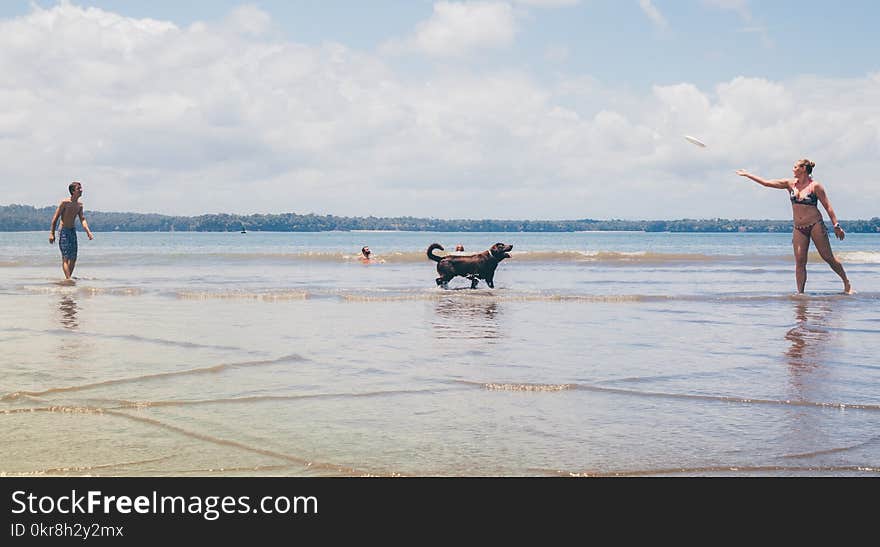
[49,201,64,243]
[78,204,94,240]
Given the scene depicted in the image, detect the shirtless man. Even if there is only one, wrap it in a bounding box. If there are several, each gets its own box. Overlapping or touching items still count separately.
[49,181,94,279]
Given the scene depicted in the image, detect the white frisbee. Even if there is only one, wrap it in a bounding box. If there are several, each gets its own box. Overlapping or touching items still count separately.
[684,135,707,148]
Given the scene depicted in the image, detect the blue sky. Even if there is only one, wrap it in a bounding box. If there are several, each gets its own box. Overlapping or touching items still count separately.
[1,1,878,219]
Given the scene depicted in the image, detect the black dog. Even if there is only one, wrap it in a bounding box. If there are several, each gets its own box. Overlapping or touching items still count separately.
[427,243,513,289]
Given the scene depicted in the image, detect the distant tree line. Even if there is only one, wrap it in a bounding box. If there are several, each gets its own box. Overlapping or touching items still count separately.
[2,204,879,233]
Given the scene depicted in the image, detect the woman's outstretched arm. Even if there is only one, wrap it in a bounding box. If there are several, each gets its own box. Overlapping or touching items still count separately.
[736,169,790,189]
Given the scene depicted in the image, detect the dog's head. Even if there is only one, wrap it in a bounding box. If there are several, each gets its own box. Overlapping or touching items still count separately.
[489,242,513,260]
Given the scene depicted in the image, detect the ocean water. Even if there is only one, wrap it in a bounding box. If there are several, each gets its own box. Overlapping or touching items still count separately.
[1,230,879,477]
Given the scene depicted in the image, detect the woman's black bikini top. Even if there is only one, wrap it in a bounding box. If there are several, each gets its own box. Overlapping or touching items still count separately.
[790,187,818,206]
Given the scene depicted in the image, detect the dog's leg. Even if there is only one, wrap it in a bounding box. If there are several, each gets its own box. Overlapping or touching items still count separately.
[470,277,479,289]
[486,275,494,289]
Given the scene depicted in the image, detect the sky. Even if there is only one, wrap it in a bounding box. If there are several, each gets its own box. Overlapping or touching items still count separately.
[1,0,878,220]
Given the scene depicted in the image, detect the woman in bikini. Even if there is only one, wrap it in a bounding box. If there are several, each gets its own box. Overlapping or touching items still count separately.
[736,159,852,294]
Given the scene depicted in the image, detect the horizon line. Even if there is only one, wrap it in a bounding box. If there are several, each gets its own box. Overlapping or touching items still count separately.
[4,203,879,223]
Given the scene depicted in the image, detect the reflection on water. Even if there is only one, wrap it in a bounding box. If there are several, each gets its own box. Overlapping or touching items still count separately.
[784,298,833,397]
[58,295,79,330]
[56,294,88,360]
[432,296,501,341]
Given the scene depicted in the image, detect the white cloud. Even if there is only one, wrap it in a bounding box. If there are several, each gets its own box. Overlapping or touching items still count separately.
[638,0,669,31]
[222,5,274,36]
[384,1,518,57]
[1,4,878,220]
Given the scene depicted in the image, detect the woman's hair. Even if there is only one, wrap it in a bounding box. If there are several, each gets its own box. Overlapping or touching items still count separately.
[797,159,816,174]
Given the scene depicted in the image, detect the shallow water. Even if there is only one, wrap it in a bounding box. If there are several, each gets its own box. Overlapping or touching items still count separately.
[1,231,879,476]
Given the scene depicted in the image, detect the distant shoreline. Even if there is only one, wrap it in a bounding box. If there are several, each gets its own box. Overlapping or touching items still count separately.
[2,204,879,233]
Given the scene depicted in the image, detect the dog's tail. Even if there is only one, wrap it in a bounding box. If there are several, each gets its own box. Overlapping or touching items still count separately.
[427,243,444,262]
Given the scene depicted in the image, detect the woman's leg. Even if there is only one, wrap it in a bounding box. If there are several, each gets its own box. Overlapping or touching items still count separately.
[792,228,811,293]
[811,223,852,293]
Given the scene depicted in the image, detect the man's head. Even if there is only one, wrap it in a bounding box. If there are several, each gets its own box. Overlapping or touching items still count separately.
[361,246,371,257]
[68,181,82,196]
